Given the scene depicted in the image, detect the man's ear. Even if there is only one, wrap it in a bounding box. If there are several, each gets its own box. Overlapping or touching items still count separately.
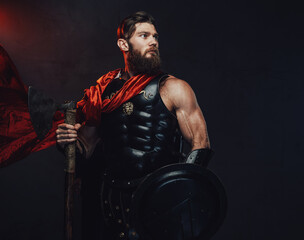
[117,38,129,52]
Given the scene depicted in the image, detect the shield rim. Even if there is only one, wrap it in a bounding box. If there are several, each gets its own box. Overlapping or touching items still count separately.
[130,163,227,240]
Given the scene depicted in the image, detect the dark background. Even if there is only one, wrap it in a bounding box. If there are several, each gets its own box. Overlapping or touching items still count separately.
[0,0,303,239]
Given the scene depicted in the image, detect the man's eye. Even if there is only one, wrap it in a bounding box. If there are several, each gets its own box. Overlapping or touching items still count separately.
[140,34,147,38]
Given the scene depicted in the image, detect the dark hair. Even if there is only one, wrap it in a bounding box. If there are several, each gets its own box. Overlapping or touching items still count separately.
[117,11,156,40]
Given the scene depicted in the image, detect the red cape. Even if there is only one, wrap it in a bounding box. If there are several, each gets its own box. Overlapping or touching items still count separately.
[0,45,64,167]
[0,44,160,167]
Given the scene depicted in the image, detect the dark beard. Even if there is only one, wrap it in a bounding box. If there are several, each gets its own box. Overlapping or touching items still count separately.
[127,44,161,76]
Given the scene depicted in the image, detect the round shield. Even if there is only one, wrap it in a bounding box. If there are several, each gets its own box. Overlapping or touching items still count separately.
[129,163,227,240]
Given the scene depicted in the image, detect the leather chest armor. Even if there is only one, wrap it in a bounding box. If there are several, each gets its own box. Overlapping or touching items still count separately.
[99,74,181,180]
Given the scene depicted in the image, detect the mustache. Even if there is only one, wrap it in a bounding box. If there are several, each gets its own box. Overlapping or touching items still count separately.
[144,47,159,56]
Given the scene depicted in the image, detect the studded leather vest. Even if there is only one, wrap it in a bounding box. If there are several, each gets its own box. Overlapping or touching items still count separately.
[99,74,181,180]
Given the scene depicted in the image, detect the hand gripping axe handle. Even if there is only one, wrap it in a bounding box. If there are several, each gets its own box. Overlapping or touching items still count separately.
[28,86,77,240]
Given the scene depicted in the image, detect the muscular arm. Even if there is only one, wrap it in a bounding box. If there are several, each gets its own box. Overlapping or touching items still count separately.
[160,76,211,150]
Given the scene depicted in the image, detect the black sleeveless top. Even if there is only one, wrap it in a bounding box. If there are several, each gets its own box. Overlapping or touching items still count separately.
[99,74,181,180]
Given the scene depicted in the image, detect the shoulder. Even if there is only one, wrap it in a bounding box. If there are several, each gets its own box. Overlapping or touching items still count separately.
[160,75,197,110]
[161,75,195,99]
[161,75,191,88]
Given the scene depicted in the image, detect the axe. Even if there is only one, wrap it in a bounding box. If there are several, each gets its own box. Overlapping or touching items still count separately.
[28,86,77,240]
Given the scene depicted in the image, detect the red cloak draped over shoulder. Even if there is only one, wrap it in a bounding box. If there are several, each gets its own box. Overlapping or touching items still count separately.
[0,44,160,167]
[0,44,64,167]
[77,68,160,126]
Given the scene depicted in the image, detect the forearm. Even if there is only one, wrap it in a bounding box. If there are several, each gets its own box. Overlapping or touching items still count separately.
[186,126,213,167]
[181,113,213,166]
[191,132,210,151]
[76,134,100,159]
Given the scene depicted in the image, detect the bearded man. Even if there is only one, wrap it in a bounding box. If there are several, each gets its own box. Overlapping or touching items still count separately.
[56,11,214,240]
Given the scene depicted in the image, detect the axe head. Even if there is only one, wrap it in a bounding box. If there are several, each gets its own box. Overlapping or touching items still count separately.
[28,86,76,140]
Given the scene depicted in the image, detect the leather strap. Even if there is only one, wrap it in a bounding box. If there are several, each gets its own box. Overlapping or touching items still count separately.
[185,148,215,167]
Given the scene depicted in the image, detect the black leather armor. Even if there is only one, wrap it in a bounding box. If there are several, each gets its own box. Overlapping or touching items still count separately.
[99,73,182,239]
[99,73,181,180]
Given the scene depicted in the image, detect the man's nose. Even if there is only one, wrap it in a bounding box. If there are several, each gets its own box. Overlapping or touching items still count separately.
[149,36,158,46]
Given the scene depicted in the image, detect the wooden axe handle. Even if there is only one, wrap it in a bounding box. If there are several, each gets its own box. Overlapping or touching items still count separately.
[64,108,76,240]
[64,109,76,173]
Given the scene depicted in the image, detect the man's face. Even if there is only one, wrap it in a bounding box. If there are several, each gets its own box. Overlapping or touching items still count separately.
[126,22,161,75]
[128,22,159,58]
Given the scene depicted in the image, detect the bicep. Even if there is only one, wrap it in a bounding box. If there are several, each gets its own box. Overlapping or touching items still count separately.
[170,81,210,150]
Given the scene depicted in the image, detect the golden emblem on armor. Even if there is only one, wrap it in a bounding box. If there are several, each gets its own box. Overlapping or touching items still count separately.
[122,102,134,115]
